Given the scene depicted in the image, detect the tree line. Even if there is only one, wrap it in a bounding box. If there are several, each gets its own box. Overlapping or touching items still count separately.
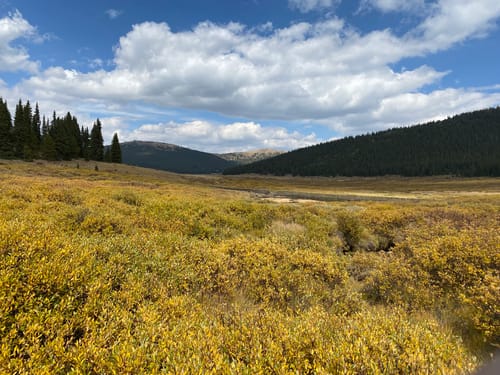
[224,107,500,177]
[0,98,121,163]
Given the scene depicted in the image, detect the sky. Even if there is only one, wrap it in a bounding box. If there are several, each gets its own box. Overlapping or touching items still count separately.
[1,0,500,152]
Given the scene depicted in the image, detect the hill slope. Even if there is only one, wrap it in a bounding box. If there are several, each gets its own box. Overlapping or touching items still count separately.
[217,149,283,164]
[224,107,500,177]
[121,141,236,174]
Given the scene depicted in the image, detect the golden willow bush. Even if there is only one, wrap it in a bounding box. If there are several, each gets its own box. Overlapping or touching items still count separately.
[0,162,498,374]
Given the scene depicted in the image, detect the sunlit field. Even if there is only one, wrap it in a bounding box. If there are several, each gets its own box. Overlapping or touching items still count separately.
[1,160,498,374]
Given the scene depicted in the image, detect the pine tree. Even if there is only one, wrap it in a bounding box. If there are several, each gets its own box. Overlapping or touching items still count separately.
[104,147,111,162]
[41,134,57,160]
[22,101,34,160]
[3,98,89,162]
[23,101,32,131]
[51,111,56,129]
[31,103,42,155]
[49,112,80,160]
[89,119,104,161]
[42,115,49,137]
[81,126,90,160]
[0,98,13,158]
[11,99,36,159]
[13,100,25,157]
[64,112,81,158]
[110,133,122,163]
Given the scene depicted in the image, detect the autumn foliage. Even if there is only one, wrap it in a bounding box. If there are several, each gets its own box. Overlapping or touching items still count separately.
[0,161,498,373]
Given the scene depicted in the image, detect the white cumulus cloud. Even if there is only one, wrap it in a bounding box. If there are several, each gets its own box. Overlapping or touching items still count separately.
[4,0,500,148]
[0,10,39,72]
[413,0,500,53]
[11,18,450,120]
[115,120,319,153]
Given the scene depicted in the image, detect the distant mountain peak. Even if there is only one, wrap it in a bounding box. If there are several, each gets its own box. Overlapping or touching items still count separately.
[119,141,284,172]
[218,149,283,164]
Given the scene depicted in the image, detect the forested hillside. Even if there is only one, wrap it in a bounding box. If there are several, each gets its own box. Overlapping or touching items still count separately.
[121,141,236,174]
[224,107,500,177]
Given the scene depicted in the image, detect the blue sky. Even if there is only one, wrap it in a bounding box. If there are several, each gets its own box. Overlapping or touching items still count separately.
[1,0,499,152]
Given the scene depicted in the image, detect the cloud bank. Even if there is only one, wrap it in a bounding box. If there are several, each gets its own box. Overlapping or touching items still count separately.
[2,0,500,151]
[0,10,39,72]
[109,120,319,153]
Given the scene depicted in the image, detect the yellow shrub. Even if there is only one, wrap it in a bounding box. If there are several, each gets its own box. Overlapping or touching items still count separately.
[0,162,496,373]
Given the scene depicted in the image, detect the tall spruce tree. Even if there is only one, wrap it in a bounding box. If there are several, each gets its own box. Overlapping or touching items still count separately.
[110,133,122,163]
[89,119,104,161]
[41,134,57,160]
[49,112,81,160]
[41,115,49,137]
[23,101,34,160]
[23,101,33,135]
[31,103,42,155]
[13,100,25,157]
[40,113,56,160]
[0,98,13,158]
[104,147,111,162]
[11,99,37,160]
[81,126,90,160]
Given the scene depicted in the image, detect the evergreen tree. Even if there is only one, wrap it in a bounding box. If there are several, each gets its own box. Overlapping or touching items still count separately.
[4,98,87,162]
[23,144,34,161]
[0,98,13,158]
[41,134,57,160]
[89,119,104,161]
[22,101,34,160]
[81,126,90,160]
[41,115,49,137]
[49,112,80,160]
[110,133,122,163]
[51,111,56,129]
[104,147,111,162]
[23,101,32,133]
[31,103,42,155]
[65,112,81,158]
[13,100,25,157]
[69,114,81,157]
[11,99,36,159]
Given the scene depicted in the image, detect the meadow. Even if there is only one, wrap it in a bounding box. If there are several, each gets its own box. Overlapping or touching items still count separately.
[0,160,498,374]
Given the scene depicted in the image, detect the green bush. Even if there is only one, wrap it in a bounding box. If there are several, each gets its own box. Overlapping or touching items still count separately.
[336,210,364,251]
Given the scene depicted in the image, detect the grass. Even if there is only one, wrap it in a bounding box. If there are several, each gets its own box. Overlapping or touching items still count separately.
[0,160,498,373]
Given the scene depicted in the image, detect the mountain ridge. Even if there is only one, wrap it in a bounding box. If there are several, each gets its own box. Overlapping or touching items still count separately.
[119,141,283,174]
[120,140,234,174]
[223,107,500,177]
[217,149,283,164]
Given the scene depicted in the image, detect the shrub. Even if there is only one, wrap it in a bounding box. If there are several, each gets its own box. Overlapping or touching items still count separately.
[0,162,495,373]
[336,210,364,251]
[113,190,142,206]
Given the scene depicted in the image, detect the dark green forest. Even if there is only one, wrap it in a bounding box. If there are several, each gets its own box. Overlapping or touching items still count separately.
[0,98,121,163]
[224,107,500,177]
[120,141,236,174]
